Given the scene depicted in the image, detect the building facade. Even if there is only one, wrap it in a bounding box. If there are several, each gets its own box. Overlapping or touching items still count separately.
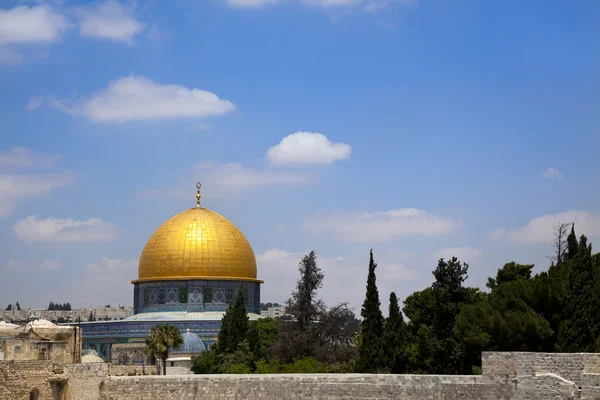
[77,184,263,362]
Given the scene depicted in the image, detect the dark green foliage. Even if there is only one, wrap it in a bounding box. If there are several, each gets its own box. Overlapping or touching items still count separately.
[557,233,598,352]
[383,292,409,373]
[357,249,385,373]
[286,251,324,333]
[5,304,11,311]
[191,345,219,374]
[47,302,71,311]
[486,262,533,290]
[217,289,249,354]
[15,302,21,311]
[270,251,358,365]
[249,318,278,361]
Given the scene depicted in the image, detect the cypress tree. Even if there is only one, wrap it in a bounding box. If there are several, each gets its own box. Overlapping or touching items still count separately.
[217,289,249,353]
[217,303,233,353]
[384,292,408,373]
[558,234,595,352]
[15,302,21,311]
[357,249,385,372]
[566,224,579,260]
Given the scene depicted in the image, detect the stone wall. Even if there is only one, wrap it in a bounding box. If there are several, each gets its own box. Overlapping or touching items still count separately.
[99,374,511,400]
[108,364,158,376]
[3,352,600,400]
[0,360,61,400]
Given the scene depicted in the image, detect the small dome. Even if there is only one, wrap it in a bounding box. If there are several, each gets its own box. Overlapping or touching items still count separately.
[82,349,105,363]
[171,330,206,354]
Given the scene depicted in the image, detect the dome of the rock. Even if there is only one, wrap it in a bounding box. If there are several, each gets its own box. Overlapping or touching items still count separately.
[135,207,258,283]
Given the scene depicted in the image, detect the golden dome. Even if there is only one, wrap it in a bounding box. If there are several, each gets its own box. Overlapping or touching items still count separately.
[134,202,260,284]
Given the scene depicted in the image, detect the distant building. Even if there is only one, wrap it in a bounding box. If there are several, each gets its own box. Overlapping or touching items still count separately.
[262,306,287,318]
[0,307,133,325]
[0,319,81,363]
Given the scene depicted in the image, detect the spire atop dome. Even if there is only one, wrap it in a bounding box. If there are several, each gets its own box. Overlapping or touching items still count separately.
[196,182,201,208]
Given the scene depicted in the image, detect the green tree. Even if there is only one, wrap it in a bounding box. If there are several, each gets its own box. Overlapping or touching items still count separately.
[144,324,183,375]
[271,251,325,362]
[15,302,21,311]
[557,232,597,352]
[383,292,409,373]
[357,249,385,372]
[217,289,249,354]
[191,347,218,374]
[5,304,11,311]
[286,251,324,332]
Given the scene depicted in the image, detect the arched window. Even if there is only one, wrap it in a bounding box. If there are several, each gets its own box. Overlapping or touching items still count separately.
[29,389,39,400]
[132,353,145,365]
[118,353,130,365]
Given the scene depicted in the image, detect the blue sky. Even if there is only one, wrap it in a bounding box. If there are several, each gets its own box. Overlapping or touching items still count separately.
[1,0,599,314]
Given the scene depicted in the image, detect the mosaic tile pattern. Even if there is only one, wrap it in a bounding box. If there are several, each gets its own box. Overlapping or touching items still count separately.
[137,208,259,282]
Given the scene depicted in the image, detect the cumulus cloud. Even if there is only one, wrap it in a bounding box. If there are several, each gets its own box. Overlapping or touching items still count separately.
[13,215,120,243]
[52,76,235,123]
[267,132,352,166]
[193,162,315,195]
[304,208,460,243]
[434,247,483,263]
[77,0,144,44]
[71,257,138,307]
[257,248,416,312]
[0,47,24,65]
[4,259,61,271]
[144,162,315,199]
[541,167,563,180]
[492,210,600,243]
[0,147,60,168]
[0,5,68,45]
[0,172,73,217]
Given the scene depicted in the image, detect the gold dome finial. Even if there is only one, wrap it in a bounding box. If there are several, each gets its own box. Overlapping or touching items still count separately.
[196,182,201,208]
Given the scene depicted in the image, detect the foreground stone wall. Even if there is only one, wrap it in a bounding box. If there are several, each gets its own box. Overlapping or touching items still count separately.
[3,352,600,400]
[0,360,55,400]
[99,374,511,400]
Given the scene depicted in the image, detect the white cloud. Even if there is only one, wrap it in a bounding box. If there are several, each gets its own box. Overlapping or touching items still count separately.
[78,0,144,44]
[304,208,460,243]
[0,47,24,65]
[71,257,138,307]
[434,247,482,263]
[225,0,279,7]
[257,248,416,312]
[0,5,67,45]
[492,210,600,244]
[541,167,563,180]
[0,172,73,217]
[267,131,352,166]
[194,162,315,195]
[0,146,60,167]
[53,75,235,123]
[4,259,61,271]
[26,96,44,110]
[13,215,120,243]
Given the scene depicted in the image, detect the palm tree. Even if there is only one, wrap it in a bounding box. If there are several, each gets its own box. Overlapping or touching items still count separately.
[144,324,183,375]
